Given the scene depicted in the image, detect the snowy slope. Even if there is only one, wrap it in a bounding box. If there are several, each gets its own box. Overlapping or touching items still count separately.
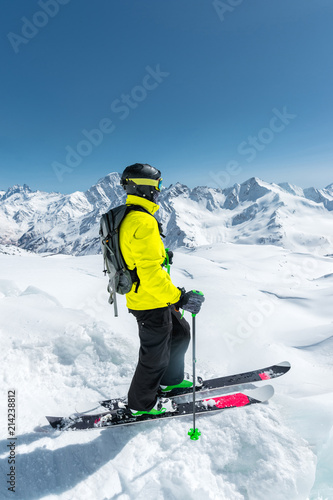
[0,175,333,255]
[1,246,333,499]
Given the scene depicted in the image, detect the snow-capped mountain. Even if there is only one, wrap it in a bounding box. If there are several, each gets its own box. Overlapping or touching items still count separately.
[0,174,332,255]
[1,181,333,498]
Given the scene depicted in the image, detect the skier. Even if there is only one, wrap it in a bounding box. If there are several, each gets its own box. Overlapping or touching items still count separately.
[119,163,205,416]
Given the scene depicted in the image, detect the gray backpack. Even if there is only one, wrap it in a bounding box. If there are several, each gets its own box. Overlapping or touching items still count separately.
[99,204,151,316]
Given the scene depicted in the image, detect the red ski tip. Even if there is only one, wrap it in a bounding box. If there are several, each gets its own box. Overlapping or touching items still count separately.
[204,393,250,409]
[259,372,271,380]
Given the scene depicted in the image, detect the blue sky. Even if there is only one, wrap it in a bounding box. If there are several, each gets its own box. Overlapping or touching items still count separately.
[1,0,332,193]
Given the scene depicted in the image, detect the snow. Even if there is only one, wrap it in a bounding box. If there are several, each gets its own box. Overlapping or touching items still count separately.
[1,175,333,255]
[1,242,333,499]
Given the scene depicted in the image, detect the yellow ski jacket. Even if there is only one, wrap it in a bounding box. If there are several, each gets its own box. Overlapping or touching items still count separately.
[119,194,181,310]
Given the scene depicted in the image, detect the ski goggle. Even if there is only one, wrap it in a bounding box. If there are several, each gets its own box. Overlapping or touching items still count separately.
[126,177,163,191]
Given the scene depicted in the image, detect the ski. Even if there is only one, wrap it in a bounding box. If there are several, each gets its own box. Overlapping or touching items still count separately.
[98,360,290,411]
[46,385,274,431]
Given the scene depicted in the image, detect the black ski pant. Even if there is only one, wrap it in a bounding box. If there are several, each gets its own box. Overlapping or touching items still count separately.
[127,306,191,411]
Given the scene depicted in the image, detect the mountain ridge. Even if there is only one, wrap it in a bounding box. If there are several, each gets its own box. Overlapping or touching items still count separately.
[0,174,332,255]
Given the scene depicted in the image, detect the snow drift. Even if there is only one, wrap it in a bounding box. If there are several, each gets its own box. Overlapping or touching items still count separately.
[1,245,333,498]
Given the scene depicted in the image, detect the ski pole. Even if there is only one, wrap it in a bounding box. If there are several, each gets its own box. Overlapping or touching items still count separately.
[188,313,201,440]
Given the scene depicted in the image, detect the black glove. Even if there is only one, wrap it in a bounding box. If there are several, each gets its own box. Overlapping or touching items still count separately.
[166,249,173,265]
[163,249,173,266]
[175,288,205,315]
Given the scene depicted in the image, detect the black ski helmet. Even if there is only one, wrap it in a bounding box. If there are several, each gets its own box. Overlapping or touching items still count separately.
[120,163,162,202]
